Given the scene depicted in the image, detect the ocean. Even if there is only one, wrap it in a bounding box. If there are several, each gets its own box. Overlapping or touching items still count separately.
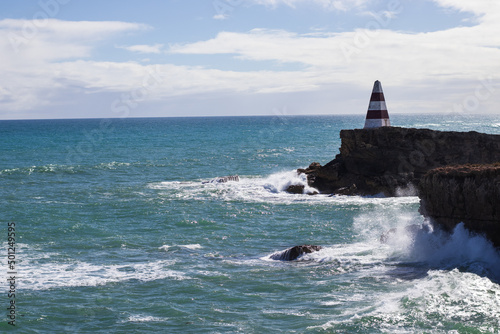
[2,114,500,333]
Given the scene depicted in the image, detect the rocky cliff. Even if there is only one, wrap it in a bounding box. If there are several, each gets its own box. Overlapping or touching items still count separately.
[419,164,500,248]
[300,127,500,196]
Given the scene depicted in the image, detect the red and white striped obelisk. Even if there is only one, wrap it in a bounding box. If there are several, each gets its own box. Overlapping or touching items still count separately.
[364,80,390,128]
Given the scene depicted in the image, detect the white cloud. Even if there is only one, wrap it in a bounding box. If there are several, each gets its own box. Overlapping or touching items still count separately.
[167,1,500,115]
[0,19,152,112]
[169,25,500,84]
[248,0,370,11]
[0,19,150,62]
[53,61,322,96]
[213,13,229,20]
[118,44,164,54]
[431,0,498,17]
[171,0,500,84]
[1,1,500,118]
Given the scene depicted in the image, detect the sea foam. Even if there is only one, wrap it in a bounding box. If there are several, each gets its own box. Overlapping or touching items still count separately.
[149,170,420,206]
[20,258,188,291]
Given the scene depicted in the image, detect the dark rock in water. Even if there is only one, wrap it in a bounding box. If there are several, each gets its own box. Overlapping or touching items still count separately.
[418,163,500,248]
[284,184,318,195]
[285,184,305,194]
[203,175,240,184]
[270,245,322,261]
[300,127,500,196]
[334,184,358,196]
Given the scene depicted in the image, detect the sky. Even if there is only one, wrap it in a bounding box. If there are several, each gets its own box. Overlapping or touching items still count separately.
[0,0,499,119]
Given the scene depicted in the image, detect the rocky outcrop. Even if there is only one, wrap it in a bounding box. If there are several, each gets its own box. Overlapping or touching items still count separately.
[300,127,500,196]
[284,184,319,195]
[270,245,322,261]
[285,184,305,194]
[418,164,500,247]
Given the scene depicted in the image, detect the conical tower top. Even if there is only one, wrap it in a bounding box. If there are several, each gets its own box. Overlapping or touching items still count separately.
[364,80,390,128]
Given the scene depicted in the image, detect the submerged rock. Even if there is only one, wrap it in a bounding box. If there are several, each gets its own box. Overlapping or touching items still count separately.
[270,245,322,261]
[284,184,319,195]
[285,184,305,194]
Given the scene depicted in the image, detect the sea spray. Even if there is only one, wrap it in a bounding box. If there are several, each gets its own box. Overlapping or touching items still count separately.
[151,170,321,203]
[353,204,500,281]
[304,205,500,332]
[408,223,500,279]
[262,170,318,195]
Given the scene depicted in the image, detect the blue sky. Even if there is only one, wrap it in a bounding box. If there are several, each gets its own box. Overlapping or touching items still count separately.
[0,0,498,119]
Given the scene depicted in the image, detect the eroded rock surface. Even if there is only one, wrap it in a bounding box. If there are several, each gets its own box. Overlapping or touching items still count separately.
[418,163,500,248]
[301,127,500,196]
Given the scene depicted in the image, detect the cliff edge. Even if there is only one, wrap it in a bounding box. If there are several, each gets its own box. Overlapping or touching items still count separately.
[418,164,500,248]
[300,127,500,196]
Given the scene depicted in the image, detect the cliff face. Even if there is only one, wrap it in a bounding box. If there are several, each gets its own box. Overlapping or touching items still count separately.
[301,127,500,196]
[418,164,500,247]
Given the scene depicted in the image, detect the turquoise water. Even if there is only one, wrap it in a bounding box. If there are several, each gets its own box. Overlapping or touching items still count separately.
[2,114,500,333]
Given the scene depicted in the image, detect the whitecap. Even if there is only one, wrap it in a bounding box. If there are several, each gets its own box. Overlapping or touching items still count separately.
[180,244,203,250]
[362,268,500,331]
[125,314,168,323]
[159,244,203,251]
[97,161,131,169]
[19,259,188,291]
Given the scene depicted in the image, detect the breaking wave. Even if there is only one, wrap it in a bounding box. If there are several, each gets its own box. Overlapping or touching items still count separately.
[265,210,500,332]
[149,170,419,206]
[297,208,500,282]
[0,161,132,176]
[11,243,190,291]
